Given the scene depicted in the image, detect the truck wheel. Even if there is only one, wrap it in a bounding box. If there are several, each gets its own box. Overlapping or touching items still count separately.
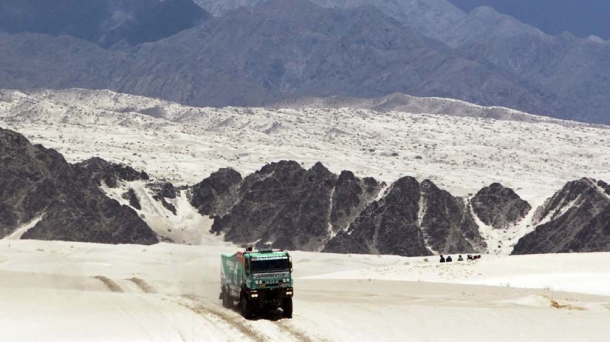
[282,297,293,318]
[222,288,230,308]
[241,297,253,320]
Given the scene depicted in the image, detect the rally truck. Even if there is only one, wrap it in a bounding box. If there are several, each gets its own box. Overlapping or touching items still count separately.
[220,248,293,319]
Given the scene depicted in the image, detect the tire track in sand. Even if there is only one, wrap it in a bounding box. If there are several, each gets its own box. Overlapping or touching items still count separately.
[94,276,123,293]
[181,295,266,342]
[274,319,323,342]
[127,277,157,294]
[182,295,320,342]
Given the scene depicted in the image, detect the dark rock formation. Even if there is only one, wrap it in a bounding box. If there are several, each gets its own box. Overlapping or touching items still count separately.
[212,161,337,251]
[152,195,177,216]
[330,171,383,233]
[76,157,149,188]
[324,177,431,256]
[145,181,179,215]
[122,188,142,210]
[471,183,531,229]
[146,181,178,199]
[419,180,486,253]
[598,180,610,196]
[0,128,158,244]
[158,183,177,199]
[190,168,243,216]
[324,177,486,256]
[512,178,610,254]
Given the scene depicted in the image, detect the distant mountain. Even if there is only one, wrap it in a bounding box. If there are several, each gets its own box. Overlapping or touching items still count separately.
[449,7,610,124]
[194,0,466,44]
[0,0,209,48]
[192,0,610,124]
[448,0,610,40]
[0,128,158,244]
[0,0,553,117]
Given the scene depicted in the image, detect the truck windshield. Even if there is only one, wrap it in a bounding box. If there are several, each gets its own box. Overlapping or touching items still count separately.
[250,259,290,273]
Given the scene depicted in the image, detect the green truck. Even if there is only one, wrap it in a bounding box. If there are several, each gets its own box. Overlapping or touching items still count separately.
[220,248,294,319]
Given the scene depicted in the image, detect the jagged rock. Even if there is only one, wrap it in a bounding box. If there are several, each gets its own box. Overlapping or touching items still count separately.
[122,189,142,210]
[191,168,242,216]
[203,161,488,257]
[152,195,177,216]
[0,128,158,244]
[330,171,383,233]
[471,183,531,229]
[76,157,149,188]
[513,178,610,254]
[146,181,177,198]
[145,181,178,215]
[419,180,486,253]
[212,161,337,251]
[324,177,486,256]
[598,180,610,196]
[159,183,177,199]
[324,177,432,256]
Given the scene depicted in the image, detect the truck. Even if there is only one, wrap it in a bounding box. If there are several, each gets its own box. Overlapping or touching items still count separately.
[220,248,294,319]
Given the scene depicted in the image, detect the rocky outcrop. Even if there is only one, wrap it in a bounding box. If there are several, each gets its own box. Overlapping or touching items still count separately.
[190,168,243,216]
[122,189,142,210]
[211,161,338,251]
[323,177,486,257]
[203,161,389,252]
[512,178,610,254]
[0,128,158,244]
[324,177,431,256]
[419,180,486,254]
[76,157,149,188]
[330,171,383,233]
[471,183,531,229]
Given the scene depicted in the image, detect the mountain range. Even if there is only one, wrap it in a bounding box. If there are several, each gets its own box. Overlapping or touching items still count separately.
[448,0,610,39]
[0,0,208,48]
[2,126,610,256]
[0,0,609,124]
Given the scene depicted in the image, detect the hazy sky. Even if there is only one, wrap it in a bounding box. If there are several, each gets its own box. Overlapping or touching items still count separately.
[448,0,610,39]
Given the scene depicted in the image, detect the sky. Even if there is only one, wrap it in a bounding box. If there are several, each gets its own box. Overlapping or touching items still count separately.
[448,0,610,39]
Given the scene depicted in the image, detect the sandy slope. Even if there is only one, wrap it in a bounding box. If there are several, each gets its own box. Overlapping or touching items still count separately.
[2,88,610,205]
[1,240,609,341]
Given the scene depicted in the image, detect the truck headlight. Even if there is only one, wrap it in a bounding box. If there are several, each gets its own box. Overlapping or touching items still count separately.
[251,293,258,298]
[286,290,293,296]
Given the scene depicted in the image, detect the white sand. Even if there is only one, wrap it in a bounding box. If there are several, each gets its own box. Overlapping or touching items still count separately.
[1,240,609,341]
